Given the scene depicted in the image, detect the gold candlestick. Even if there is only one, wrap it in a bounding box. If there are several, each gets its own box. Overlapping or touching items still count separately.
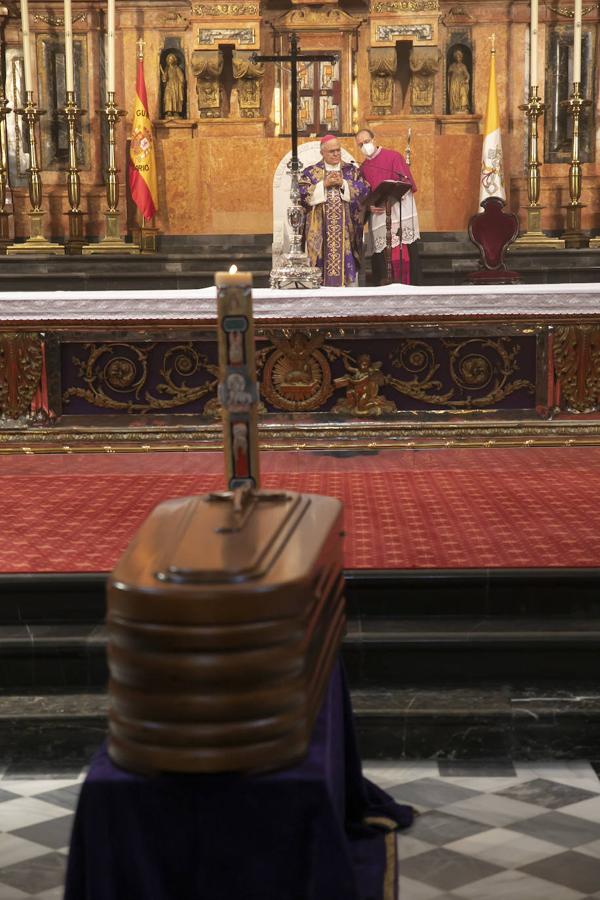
[7,91,64,254]
[62,90,86,254]
[561,82,591,249]
[0,86,12,252]
[83,91,139,254]
[515,86,564,248]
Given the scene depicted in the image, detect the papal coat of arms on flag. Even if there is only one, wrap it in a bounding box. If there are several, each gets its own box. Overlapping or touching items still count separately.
[129,54,158,222]
[479,41,506,208]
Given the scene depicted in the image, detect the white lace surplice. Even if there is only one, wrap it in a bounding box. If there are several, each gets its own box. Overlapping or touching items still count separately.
[365,190,420,257]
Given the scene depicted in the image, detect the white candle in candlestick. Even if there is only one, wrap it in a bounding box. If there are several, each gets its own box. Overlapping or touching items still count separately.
[20,0,33,93]
[530,0,539,87]
[573,0,582,83]
[64,0,74,93]
[107,0,115,94]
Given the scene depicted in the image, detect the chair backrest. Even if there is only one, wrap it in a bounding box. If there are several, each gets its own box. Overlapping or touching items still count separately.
[468,197,519,270]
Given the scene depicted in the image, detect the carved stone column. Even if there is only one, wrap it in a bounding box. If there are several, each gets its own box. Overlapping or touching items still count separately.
[191,50,225,118]
[368,48,396,115]
[409,46,441,114]
[232,51,265,118]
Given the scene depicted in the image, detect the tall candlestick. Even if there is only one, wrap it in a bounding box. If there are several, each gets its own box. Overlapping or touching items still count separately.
[20,0,33,93]
[107,0,115,94]
[573,0,582,83]
[530,0,539,87]
[64,0,74,93]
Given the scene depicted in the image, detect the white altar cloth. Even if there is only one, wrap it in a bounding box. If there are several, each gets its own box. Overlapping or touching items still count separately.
[1,282,600,324]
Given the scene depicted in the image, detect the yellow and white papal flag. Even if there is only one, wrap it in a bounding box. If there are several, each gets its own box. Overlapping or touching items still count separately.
[479,42,505,207]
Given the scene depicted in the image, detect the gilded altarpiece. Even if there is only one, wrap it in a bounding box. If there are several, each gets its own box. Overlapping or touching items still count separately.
[368,0,440,118]
[191,2,264,124]
[274,7,360,137]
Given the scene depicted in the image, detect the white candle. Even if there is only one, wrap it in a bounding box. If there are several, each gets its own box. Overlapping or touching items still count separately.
[573,0,582,83]
[20,0,33,93]
[64,0,74,93]
[107,0,115,93]
[530,0,538,87]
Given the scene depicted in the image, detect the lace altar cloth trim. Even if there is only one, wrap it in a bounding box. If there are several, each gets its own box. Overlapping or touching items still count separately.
[1,283,600,323]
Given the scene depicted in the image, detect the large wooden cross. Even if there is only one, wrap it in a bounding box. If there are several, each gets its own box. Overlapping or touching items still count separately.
[252,34,336,174]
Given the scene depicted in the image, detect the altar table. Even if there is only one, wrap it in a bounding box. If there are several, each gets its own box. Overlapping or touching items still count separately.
[2,282,600,449]
[64,661,412,900]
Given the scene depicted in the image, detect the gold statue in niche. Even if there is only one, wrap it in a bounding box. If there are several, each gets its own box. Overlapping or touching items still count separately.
[448,48,470,114]
[160,52,185,118]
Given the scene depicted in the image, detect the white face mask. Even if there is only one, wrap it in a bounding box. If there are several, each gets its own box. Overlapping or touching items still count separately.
[360,141,376,157]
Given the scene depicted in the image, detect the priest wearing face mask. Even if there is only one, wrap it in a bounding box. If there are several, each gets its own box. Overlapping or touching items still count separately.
[355,128,419,285]
[299,134,370,287]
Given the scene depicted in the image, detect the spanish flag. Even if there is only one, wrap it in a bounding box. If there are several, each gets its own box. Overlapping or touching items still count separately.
[129,55,158,221]
[479,41,505,207]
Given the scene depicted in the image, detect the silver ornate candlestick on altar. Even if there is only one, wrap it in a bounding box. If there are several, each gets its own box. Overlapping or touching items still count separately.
[83,91,139,254]
[7,91,64,254]
[270,170,322,290]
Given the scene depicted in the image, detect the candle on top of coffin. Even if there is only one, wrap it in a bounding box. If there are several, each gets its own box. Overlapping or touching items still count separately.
[530,0,538,88]
[573,0,582,83]
[20,0,33,93]
[64,0,74,93]
[107,0,116,93]
[215,265,260,491]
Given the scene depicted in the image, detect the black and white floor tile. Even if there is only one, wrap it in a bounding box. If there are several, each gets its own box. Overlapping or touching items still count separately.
[363,760,600,899]
[1,759,600,897]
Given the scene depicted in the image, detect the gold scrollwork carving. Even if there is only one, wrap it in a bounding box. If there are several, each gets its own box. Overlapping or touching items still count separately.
[62,343,218,413]
[373,0,439,10]
[193,3,260,14]
[387,338,535,406]
[259,331,334,411]
[0,332,43,420]
[553,325,600,413]
[32,11,87,25]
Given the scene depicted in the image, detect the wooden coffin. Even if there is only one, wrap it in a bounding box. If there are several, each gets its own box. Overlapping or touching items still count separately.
[107,489,345,774]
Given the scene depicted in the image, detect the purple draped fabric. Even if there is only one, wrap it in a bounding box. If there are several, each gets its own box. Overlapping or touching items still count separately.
[64,660,412,900]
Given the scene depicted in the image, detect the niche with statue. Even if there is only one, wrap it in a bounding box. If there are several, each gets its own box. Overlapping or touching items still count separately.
[159,46,187,120]
[446,42,472,115]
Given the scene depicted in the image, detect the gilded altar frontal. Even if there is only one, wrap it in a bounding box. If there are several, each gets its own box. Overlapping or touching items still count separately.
[3,0,599,239]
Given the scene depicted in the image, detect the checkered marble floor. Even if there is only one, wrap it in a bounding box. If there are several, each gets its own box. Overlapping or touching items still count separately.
[363,759,600,899]
[1,760,600,897]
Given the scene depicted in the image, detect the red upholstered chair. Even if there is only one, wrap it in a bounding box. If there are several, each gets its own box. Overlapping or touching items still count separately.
[467,197,521,284]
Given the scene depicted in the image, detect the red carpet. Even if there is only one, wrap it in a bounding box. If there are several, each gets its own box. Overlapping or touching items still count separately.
[2,448,600,572]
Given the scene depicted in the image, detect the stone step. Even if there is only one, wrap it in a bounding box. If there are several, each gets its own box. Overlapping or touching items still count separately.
[4,569,600,627]
[1,683,598,762]
[1,616,599,691]
[344,617,600,685]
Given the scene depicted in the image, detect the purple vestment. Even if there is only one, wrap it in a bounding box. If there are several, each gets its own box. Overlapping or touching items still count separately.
[299,161,370,287]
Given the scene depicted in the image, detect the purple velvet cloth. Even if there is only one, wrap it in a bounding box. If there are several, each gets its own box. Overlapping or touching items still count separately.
[64,660,413,900]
